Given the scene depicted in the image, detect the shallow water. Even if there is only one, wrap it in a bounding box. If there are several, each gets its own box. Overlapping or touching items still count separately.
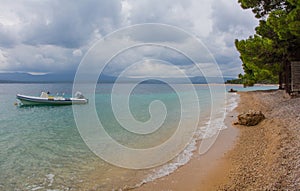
[0,83,277,190]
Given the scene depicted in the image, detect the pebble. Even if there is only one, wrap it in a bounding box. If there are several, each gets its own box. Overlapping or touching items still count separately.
[218,91,300,190]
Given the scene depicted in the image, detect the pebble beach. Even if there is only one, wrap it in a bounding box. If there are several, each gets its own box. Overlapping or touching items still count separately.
[134,89,300,190]
[220,90,300,190]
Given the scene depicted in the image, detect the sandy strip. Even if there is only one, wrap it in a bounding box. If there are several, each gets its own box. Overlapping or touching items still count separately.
[133,98,240,191]
[134,90,300,191]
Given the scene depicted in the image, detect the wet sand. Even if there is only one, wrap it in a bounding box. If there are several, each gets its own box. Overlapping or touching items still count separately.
[134,98,239,191]
[134,90,300,190]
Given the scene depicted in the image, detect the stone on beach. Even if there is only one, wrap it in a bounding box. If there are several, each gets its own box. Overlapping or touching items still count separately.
[234,110,265,126]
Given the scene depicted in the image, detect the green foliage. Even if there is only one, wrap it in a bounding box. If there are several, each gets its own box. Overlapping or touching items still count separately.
[238,0,287,18]
[286,4,300,37]
[225,78,243,84]
[235,0,300,87]
[235,35,281,86]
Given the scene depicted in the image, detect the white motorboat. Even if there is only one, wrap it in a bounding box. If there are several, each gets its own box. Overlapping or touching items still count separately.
[16,91,88,106]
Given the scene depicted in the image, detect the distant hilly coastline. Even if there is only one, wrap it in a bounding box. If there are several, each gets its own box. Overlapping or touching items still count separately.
[0,72,236,84]
[0,72,75,83]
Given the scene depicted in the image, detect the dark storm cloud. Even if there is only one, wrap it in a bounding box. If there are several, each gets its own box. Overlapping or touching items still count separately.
[0,0,258,77]
[211,0,257,34]
[20,0,122,48]
[203,0,258,76]
[0,24,18,48]
[122,24,189,43]
[0,0,123,73]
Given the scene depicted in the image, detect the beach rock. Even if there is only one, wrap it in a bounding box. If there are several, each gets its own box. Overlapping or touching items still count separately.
[235,110,265,126]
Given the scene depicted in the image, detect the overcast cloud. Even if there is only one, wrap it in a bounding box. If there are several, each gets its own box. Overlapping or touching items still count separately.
[0,0,257,77]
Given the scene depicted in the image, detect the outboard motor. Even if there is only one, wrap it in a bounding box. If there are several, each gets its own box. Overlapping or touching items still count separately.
[75,91,85,99]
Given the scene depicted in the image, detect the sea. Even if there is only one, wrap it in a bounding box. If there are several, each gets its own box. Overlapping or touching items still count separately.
[0,83,278,191]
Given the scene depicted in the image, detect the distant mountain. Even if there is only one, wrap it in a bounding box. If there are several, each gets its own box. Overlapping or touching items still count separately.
[0,72,235,84]
[0,72,74,83]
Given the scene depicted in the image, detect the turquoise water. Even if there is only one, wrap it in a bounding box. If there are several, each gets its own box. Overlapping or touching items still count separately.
[226,84,279,92]
[0,84,99,190]
[0,83,278,190]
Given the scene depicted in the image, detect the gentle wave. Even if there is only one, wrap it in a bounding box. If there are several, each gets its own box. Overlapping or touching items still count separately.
[134,92,239,189]
[197,92,239,140]
[27,174,60,191]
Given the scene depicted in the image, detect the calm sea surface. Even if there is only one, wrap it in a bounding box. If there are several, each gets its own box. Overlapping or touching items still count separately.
[0,83,278,190]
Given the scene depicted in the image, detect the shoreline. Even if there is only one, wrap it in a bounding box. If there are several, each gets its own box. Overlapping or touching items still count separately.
[133,93,240,191]
[133,89,300,190]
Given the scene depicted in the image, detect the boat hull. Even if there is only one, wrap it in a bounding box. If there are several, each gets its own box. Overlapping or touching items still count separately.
[16,94,88,106]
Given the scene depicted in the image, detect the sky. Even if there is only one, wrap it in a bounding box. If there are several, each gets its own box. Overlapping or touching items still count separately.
[0,0,258,78]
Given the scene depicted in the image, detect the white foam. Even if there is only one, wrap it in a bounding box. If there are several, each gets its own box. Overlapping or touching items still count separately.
[45,174,55,187]
[226,93,239,112]
[198,117,226,139]
[136,93,239,188]
[136,139,197,187]
[198,93,239,139]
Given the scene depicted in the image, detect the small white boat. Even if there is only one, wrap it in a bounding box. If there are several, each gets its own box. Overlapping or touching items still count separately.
[16,91,88,106]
